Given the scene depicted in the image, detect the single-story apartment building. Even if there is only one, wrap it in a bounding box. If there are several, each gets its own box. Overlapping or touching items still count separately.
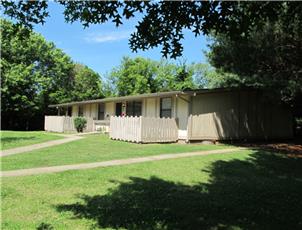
[46,88,293,143]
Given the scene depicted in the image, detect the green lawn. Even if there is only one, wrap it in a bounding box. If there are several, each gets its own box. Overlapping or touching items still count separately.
[2,134,233,171]
[0,131,63,150]
[2,149,302,230]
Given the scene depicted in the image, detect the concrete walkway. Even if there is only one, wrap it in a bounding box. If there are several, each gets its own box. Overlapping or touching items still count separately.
[0,132,101,157]
[0,135,83,157]
[1,147,245,177]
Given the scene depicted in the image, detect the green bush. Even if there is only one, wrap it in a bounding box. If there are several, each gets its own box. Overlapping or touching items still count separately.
[74,117,87,132]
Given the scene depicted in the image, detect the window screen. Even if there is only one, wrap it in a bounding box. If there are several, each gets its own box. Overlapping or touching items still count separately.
[126,101,142,116]
[160,97,172,118]
[98,103,105,120]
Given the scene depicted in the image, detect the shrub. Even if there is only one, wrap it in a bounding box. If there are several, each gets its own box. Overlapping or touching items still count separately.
[74,117,87,132]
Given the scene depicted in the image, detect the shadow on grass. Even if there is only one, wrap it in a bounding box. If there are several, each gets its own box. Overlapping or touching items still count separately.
[1,136,36,143]
[57,150,302,229]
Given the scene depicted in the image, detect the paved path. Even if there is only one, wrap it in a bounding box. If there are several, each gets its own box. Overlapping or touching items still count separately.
[1,147,246,177]
[0,132,100,157]
[0,135,83,157]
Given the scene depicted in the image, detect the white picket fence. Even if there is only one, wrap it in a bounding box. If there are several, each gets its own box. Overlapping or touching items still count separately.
[109,116,178,143]
[44,116,94,133]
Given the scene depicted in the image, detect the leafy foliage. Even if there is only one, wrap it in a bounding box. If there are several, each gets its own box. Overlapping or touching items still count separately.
[74,117,87,133]
[106,57,200,96]
[71,63,103,101]
[207,4,302,107]
[1,1,49,27]
[107,57,158,96]
[1,1,295,58]
[1,19,74,130]
[1,19,103,130]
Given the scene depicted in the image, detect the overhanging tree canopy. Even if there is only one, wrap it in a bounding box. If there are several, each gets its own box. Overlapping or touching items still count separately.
[1,1,294,58]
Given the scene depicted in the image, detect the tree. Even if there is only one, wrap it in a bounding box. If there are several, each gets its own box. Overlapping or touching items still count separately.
[1,19,104,130]
[1,1,296,58]
[3,1,300,105]
[1,19,74,130]
[71,63,103,101]
[173,63,196,91]
[108,57,158,96]
[207,4,302,107]
[106,57,199,96]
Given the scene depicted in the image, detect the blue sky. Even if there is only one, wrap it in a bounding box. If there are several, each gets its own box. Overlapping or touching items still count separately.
[32,2,210,77]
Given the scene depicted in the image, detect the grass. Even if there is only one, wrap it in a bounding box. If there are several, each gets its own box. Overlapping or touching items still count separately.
[0,131,63,150]
[1,134,233,171]
[2,149,302,230]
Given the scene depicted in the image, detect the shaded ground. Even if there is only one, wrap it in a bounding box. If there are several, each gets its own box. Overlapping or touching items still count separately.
[1,135,82,157]
[57,149,302,230]
[0,131,63,150]
[233,137,302,157]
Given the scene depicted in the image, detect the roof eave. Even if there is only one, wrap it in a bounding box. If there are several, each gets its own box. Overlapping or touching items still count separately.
[49,90,184,108]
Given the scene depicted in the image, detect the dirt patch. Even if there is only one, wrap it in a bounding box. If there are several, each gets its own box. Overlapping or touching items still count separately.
[238,139,302,157]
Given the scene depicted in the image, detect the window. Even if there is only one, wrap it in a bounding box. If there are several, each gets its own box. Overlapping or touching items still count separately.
[115,103,122,116]
[67,106,72,117]
[126,101,142,117]
[78,105,84,117]
[98,103,105,120]
[160,97,172,118]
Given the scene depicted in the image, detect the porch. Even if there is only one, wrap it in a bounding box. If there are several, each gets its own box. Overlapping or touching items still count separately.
[44,115,180,143]
[44,116,109,133]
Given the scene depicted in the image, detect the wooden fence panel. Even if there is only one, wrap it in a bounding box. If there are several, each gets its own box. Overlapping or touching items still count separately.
[109,116,141,142]
[44,116,65,132]
[45,116,95,133]
[141,117,178,142]
[109,116,178,143]
[62,116,75,132]
[187,114,220,140]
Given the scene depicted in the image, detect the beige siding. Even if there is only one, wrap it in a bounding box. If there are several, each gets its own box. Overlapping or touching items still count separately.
[105,102,115,120]
[80,103,98,119]
[72,105,78,117]
[155,97,160,117]
[83,104,90,117]
[145,98,157,117]
[188,91,293,140]
[191,92,239,139]
[90,103,98,120]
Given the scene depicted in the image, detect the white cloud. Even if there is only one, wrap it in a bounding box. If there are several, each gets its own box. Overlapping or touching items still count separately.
[84,30,132,43]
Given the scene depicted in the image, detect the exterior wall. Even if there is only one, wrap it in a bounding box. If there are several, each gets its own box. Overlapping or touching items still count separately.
[145,98,157,117]
[72,105,78,116]
[188,91,293,140]
[71,103,98,119]
[105,102,115,120]
[83,104,91,117]
[90,103,98,120]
